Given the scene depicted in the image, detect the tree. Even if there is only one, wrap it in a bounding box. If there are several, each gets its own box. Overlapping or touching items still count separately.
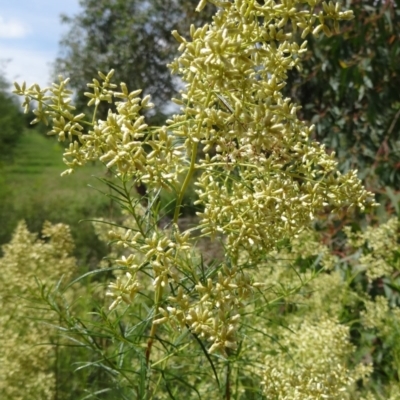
[288,0,400,194]
[0,74,24,160]
[54,0,216,122]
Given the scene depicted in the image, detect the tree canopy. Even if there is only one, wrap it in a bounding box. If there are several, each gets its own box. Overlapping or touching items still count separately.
[0,72,24,159]
[289,0,400,192]
[54,0,215,121]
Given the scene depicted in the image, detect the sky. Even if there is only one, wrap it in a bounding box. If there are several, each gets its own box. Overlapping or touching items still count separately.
[0,0,82,91]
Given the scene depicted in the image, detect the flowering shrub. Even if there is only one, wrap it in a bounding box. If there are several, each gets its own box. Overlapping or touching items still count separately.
[0,221,76,400]
[11,0,399,398]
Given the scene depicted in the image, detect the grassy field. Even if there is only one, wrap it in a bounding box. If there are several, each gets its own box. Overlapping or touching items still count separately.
[0,130,118,268]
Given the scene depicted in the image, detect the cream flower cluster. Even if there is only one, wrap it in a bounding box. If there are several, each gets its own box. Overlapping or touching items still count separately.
[167,0,374,258]
[14,73,184,191]
[261,317,372,399]
[345,217,399,281]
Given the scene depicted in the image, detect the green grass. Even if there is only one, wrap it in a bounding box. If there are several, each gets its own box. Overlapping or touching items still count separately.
[0,130,119,268]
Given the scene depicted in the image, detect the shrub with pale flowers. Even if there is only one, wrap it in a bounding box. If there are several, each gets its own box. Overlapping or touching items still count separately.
[10,0,399,398]
[0,221,76,400]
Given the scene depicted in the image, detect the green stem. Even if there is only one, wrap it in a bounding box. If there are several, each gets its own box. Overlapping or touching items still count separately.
[146,284,164,367]
[92,102,99,125]
[173,141,199,224]
[225,358,231,400]
[173,86,213,224]
[54,315,60,400]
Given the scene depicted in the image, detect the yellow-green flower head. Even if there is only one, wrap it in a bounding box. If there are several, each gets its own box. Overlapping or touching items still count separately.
[167,0,374,257]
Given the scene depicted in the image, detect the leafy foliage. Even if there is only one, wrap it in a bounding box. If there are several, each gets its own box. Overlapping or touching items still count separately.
[289,0,400,192]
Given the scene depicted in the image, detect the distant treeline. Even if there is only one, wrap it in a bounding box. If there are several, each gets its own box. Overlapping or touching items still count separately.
[0,77,25,159]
